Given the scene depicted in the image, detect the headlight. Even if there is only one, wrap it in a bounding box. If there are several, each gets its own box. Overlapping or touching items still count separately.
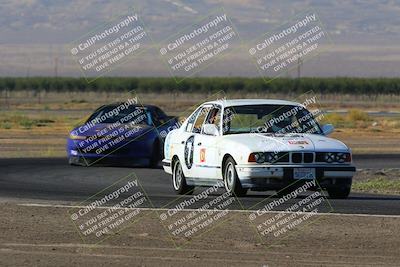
[265,152,279,163]
[336,152,351,163]
[248,152,279,163]
[69,133,86,140]
[254,152,266,163]
[249,152,263,163]
[324,152,336,163]
[323,152,351,163]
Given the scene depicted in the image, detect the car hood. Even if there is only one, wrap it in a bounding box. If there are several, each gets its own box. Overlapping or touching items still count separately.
[71,123,153,138]
[221,133,349,152]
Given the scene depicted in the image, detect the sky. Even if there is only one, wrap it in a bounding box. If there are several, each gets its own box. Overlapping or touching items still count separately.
[0,0,399,78]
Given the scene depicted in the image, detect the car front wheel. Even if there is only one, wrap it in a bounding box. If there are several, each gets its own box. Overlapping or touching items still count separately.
[327,187,351,199]
[223,157,247,197]
[172,159,194,195]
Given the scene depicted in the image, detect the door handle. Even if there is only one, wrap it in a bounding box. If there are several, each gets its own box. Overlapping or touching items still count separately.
[197,142,202,146]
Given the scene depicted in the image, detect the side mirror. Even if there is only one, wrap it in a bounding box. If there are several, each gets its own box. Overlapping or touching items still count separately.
[322,124,334,135]
[202,124,219,136]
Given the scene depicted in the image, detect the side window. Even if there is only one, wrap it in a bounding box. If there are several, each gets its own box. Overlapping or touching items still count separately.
[151,108,166,126]
[223,107,234,134]
[185,108,201,132]
[154,107,167,119]
[192,106,212,133]
[203,107,221,133]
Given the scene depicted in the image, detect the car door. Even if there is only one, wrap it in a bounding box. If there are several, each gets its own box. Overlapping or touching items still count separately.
[180,105,213,178]
[191,105,222,180]
[172,106,203,177]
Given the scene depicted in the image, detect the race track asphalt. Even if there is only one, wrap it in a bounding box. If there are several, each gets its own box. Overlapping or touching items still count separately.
[0,156,399,215]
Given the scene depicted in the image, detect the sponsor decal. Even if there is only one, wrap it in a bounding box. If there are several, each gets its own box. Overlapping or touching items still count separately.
[200,148,206,163]
[184,135,195,169]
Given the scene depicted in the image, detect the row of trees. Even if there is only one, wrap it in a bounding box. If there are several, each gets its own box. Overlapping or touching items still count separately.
[0,77,399,94]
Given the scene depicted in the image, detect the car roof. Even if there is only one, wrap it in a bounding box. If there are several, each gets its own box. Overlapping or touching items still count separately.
[103,103,159,109]
[203,99,303,108]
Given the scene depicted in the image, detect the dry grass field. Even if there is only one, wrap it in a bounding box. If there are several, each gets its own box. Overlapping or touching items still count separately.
[0,91,399,157]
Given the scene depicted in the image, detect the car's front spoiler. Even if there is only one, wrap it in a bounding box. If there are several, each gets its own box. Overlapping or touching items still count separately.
[235,164,356,189]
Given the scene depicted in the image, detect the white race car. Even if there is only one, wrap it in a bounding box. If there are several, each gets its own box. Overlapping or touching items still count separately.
[162,99,355,199]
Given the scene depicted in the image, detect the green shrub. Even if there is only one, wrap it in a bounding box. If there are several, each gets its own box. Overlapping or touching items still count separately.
[19,118,34,129]
[353,178,400,194]
[0,122,11,129]
[1,77,400,94]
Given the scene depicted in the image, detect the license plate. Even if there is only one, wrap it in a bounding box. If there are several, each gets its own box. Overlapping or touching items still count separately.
[293,168,315,179]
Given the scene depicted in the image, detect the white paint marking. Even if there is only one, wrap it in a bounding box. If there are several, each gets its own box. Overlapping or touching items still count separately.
[18,203,400,219]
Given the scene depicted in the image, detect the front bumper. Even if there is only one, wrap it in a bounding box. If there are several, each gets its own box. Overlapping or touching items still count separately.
[66,138,153,159]
[162,159,172,174]
[235,164,356,190]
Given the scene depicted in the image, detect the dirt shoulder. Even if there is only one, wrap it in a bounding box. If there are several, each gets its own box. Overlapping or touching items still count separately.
[0,203,399,266]
[353,169,400,195]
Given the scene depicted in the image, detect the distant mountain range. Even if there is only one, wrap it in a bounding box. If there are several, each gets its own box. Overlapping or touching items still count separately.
[0,0,399,77]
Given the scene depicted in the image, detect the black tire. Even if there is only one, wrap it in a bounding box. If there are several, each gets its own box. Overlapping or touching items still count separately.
[327,187,351,199]
[68,157,87,166]
[149,140,161,168]
[223,157,247,197]
[172,159,194,195]
[68,157,76,166]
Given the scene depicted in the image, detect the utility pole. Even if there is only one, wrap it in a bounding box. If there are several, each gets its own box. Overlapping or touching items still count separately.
[297,57,303,79]
[54,56,59,78]
[294,57,303,92]
[26,56,31,77]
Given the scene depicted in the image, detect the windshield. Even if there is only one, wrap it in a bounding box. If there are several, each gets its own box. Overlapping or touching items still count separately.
[223,104,322,135]
[86,105,150,125]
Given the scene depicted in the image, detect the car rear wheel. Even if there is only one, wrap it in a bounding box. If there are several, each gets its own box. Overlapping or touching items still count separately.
[223,157,247,197]
[68,157,87,166]
[172,159,194,195]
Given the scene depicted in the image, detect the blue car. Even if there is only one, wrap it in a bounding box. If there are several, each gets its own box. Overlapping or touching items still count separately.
[67,103,178,167]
